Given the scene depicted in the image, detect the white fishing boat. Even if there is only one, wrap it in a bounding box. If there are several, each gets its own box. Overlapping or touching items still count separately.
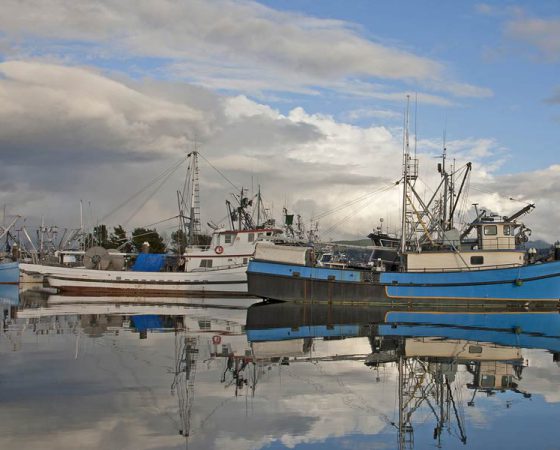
[34,226,282,295]
[21,150,284,295]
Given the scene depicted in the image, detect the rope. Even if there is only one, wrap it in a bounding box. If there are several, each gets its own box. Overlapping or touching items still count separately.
[122,163,185,226]
[311,182,398,221]
[198,152,239,191]
[100,155,188,223]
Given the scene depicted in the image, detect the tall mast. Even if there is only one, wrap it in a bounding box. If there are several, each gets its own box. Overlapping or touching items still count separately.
[189,149,201,243]
[441,142,448,233]
[256,185,261,228]
[400,96,411,256]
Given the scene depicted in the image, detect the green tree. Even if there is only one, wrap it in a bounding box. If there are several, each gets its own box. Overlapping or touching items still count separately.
[170,229,187,253]
[109,225,133,252]
[93,224,110,248]
[131,228,166,253]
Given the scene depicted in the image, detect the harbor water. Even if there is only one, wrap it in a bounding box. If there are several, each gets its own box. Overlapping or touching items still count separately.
[2,290,560,449]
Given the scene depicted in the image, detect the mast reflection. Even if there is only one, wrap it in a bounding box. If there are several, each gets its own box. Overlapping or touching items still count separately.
[246,301,560,449]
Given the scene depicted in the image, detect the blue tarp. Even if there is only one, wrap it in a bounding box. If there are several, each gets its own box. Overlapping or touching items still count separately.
[131,253,167,272]
[131,315,163,332]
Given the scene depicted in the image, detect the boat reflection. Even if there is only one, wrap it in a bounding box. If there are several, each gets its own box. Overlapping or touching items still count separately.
[245,301,560,449]
[4,292,560,449]
[4,291,254,447]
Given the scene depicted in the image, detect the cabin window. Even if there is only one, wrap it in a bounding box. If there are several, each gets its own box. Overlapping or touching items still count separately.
[501,375,512,387]
[469,345,483,353]
[198,320,211,330]
[503,225,511,236]
[266,231,272,236]
[243,258,248,264]
[470,256,484,265]
[225,234,232,244]
[199,259,213,268]
[481,374,495,388]
[484,225,497,236]
[248,233,254,243]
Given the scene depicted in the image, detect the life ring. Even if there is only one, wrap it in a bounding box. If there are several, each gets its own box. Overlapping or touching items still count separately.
[212,335,221,345]
[214,245,224,254]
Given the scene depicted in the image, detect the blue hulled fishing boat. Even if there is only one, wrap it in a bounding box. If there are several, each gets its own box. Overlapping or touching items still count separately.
[248,109,559,305]
[0,261,19,285]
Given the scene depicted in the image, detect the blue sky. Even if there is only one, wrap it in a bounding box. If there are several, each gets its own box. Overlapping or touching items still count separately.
[257,1,560,173]
[0,0,559,240]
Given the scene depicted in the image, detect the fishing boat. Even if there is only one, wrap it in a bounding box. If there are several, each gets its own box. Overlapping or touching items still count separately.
[0,215,23,284]
[247,111,560,304]
[0,261,19,285]
[21,151,283,296]
[30,223,283,296]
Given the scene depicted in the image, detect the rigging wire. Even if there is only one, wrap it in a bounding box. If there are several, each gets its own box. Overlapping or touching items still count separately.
[100,155,189,224]
[311,182,399,222]
[197,152,240,191]
[122,162,185,227]
[321,184,398,236]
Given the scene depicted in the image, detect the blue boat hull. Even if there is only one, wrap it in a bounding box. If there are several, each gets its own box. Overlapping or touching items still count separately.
[245,302,560,353]
[247,259,560,303]
[0,262,19,285]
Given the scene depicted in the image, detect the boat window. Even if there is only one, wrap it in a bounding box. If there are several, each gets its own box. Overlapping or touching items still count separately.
[503,225,511,236]
[501,375,512,387]
[480,374,495,388]
[248,233,254,242]
[266,232,272,236]
[470,256,484,265]
[225,234,235,244]
[198,320,211,330]
[484,225,497,236]
[199,259,213,268]
[468,345,483,353]
[243,258,248,264]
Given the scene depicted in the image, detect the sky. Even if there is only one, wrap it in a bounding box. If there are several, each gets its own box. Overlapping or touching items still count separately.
[0,0,559,242]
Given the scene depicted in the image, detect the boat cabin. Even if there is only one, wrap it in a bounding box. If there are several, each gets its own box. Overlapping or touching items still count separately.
[474,218,519,251]
[405,216,528,272]
[183,227,284,271]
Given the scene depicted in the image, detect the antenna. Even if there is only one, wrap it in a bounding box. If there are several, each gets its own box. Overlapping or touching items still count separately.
[414,92,418,158]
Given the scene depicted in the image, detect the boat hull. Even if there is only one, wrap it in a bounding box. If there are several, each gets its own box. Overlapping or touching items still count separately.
[247,259,560,304]
[0,262,19,285]
[43,265,250,296]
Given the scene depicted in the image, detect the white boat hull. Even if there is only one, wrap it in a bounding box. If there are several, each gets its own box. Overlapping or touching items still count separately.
[41,265,249,296]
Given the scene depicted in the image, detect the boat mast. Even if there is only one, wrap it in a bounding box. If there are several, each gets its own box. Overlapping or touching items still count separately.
[189,149,201,244]
[178,149,201,247]
[400,96,410,256]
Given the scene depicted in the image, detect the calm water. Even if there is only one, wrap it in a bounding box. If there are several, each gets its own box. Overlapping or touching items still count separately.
[2,287,560,449]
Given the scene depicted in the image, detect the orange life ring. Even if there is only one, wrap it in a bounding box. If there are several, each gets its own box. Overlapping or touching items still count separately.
[214,245,224,254]
[212,335,221,345]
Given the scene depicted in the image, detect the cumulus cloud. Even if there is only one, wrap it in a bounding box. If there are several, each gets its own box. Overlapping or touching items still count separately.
[0,60,205,166]
[0,0,489,100]
[505,16,560,60]
[0,60,555,243]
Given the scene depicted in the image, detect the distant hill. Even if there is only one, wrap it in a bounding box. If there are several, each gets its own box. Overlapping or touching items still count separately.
[529,240,553,249]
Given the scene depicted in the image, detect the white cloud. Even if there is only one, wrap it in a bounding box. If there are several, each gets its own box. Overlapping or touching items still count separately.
[0,60,556,243]
[506,16,560,60]
[342,108,402,122]
[0,0,489,101]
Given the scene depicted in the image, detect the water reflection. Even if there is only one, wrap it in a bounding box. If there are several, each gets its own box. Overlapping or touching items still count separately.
[1,291,560,449]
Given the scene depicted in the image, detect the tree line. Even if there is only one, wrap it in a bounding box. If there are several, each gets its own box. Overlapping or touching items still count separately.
[86,225,211,254]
